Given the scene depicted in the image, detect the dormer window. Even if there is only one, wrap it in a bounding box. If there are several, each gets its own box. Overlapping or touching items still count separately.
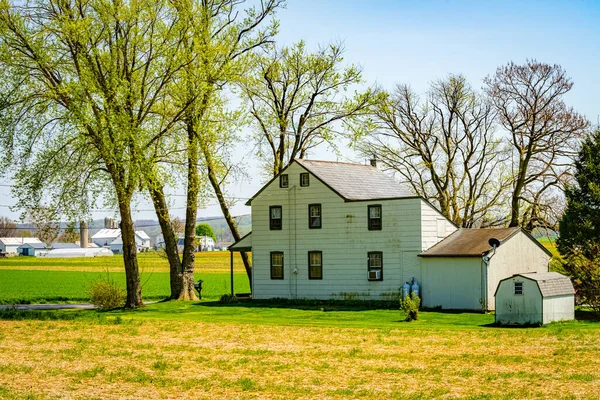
[300,173,310,187]
[279,174,289,188]
[270,206,282,230]
[368,205,382,231]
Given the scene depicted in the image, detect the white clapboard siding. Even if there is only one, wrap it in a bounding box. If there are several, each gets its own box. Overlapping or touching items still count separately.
[486,231,551,310]
[251,162,433,300]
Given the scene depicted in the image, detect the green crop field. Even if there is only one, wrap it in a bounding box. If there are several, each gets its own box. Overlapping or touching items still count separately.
[0,252,250,304]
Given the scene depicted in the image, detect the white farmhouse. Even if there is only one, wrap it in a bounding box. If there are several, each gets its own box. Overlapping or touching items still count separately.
[495,272,574,325]
[231,159,552,310]
[0,237,42,254]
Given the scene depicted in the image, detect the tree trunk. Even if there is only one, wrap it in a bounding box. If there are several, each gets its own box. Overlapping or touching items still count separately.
[147,181,184,299]
[202,142,252,286]
[118,199,144,308]
[179,121,199,301]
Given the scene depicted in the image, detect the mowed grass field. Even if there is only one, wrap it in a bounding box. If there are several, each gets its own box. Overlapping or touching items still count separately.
[0,303,599,399]
[1,240,599,399]
[0,252,250,304]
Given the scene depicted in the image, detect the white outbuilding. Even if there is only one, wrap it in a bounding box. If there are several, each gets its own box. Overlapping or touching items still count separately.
[0,237,43,254]
[495,272,575,325]
[418,227,552,310]
[43,247,114,258]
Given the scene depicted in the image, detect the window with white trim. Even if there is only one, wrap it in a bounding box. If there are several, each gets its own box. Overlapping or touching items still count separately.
[270,206,282,230]
[308,251,322,280]
[368,205,382,231]
[309,204,321,229]
[271,252,284,279]
[368,252,383,281]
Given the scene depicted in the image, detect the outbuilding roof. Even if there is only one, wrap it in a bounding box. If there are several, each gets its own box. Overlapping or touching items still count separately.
[0,237,42,246]
[246,159,414,205]
[419,227,552,257]
[497,272,574,297]
[18,242,49,249]
[91,229,122,240]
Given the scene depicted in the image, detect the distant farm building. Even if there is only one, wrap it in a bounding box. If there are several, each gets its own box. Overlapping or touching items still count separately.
[0,237,42,255]
[43,247,114,258]
[17,242,79,257]
[495,272,575,325]
[91,229,151,253]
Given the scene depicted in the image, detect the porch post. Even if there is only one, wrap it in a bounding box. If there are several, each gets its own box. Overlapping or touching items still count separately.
[230,249,234,296]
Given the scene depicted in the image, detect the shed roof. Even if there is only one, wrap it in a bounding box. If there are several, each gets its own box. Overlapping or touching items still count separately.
[18,242,49,249]
[52,243,80,249]
[246,159,415,205]
[0,237,42,246]
[419,227,552,258]
[517,272,575,297]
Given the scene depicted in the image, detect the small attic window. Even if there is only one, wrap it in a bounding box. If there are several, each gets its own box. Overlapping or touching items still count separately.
[279,174,289,188]
[514,281,523,295]
[300,173,310,187]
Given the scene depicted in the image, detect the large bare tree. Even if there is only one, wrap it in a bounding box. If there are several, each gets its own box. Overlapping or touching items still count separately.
[243,41,377,177]
[484,61,589,230]
[0,216,16,237]
[362,75,510,227]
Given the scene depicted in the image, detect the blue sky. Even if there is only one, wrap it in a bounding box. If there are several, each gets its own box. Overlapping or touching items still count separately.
[1,1,599,221]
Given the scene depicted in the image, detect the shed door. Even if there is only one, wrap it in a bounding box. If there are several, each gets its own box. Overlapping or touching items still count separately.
[22,248,29,256]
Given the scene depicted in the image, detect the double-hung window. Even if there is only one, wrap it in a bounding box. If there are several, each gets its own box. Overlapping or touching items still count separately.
[309,204,322,229]
[271,252,284,279]
[270,206,282,230]
[367,252,383,281]
[308,251,323,280]
[279,174,289,188]
[368,205,382,231]
[300,173,310,187]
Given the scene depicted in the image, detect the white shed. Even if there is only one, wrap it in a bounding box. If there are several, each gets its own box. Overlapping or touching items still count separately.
[17,242,50,256]
[0,237,43,254]
[495,272,575,325]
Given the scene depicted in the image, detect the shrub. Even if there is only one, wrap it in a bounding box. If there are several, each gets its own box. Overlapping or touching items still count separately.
[219,294,238,304]
[88,275,126,309]
[399,294,421,322]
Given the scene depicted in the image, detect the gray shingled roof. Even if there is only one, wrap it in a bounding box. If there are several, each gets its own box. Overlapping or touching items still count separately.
[518,272,575,297]
[419,227,521,257]
[295,159,413,201]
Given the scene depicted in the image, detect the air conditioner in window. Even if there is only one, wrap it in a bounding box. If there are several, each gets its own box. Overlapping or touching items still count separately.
[369,270,381,280]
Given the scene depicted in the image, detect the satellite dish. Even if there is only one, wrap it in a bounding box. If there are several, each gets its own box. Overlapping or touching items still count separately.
[488,238,500,248]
